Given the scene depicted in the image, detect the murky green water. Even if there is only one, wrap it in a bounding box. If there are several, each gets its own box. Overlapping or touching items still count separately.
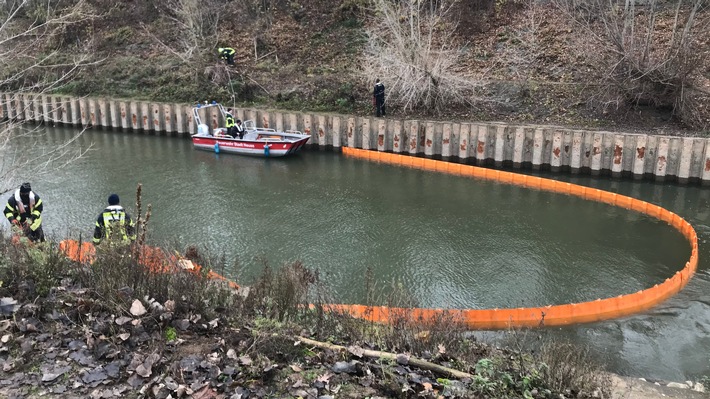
[3,126,708,382]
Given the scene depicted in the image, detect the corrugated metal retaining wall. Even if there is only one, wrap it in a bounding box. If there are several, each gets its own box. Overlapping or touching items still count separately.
[1,92,709,184]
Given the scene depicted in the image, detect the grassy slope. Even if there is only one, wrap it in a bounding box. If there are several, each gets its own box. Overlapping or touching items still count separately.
[11,0,709,133]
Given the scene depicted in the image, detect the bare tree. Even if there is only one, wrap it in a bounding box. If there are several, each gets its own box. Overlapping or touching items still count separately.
[556,0,710,129]
[146,0,223,63]
[0,0,96,194]
[360,0,486,115]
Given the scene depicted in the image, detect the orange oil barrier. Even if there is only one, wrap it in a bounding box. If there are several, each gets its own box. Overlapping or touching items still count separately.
[58,240,240,290]
[338,147,698,329]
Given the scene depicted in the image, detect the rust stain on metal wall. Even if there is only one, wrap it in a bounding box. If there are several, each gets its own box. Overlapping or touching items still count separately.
[657,155,667,171]
[636,146,645,159]
[613,144,622,164]
[347,126,353,138]
[553,147,561,157]
[378,134,384,147]
[132,114,137,127]
[460,139,467,152]
[263,117,269,128]
[593,147,601,156]
[705,159,710,172]
[477,141,485,154]
[426,138,432,147]
[319,128,325,137]
[443,137,450,144]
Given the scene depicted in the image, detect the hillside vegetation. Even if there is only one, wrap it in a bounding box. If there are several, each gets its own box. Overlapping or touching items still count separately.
[1,0,709,134]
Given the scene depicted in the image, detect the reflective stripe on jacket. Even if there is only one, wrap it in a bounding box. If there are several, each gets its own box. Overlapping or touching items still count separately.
[5,190,42,230]
[93,205,136,244]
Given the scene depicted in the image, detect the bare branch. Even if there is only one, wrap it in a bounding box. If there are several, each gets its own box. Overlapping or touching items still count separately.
[0,0,98,193]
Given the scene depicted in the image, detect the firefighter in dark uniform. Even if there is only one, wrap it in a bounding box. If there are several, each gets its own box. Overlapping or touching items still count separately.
[218,47,236,66]
[235,119,245,139]
[93,194,136,245]
[373,78,386,117]
[4,182,45,242]
[225,108,236,138]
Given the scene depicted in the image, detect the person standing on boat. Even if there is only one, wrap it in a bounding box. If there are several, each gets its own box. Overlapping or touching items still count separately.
[235,119,245,139]
[373,78,386,117]
[93,194,136,245]
[225,108,236,138]
[218,47,236,66]
[4,182,45,242]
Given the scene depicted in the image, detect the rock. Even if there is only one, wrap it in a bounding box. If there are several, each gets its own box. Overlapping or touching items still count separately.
[130,300,147,317]
[396,354,410,365]
[1,334,11,343]
[666,382,689,389]
[331,361,357,374]
[693,383,706,393]
[115,316,132,326]
[173,319,190,331]
[0,297,20,315]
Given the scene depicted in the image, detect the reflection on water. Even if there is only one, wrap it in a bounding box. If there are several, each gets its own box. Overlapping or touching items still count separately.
[2,126,708,381]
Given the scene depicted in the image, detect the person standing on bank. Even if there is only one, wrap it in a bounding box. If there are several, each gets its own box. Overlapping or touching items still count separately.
[373,78,386,117]
[225,108,236,138]
[4,182,45,242]
[93,194,136,245]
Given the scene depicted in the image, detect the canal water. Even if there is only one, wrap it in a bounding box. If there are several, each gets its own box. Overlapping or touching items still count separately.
[2,126,709,382]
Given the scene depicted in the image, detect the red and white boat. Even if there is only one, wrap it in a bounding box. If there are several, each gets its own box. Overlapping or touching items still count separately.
[190,103,311,157]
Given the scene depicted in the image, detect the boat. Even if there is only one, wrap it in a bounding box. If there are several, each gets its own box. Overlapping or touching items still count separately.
[190,102,311,157]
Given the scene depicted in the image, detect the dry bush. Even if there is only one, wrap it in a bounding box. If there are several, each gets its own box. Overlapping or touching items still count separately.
[360,0,486,115]
[556,0,710,129]
[147,0,223,63]
[537,340,612,397]
[244,260,319,321]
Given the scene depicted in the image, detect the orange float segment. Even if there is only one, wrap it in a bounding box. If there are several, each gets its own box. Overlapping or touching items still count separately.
[58,240,239,289]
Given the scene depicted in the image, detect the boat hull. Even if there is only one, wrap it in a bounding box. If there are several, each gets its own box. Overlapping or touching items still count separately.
[191,136,309,157]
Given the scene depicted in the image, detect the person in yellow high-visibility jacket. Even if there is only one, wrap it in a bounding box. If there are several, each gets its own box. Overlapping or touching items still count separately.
[4,182,45,242]
[93,194,136,245]
[218,47,236,66]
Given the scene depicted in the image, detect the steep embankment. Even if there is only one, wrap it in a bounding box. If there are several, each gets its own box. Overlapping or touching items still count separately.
[7,0,708,134]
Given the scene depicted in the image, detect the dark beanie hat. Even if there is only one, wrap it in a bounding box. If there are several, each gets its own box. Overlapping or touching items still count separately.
[19,182,31,193]
[108,194,120,205]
